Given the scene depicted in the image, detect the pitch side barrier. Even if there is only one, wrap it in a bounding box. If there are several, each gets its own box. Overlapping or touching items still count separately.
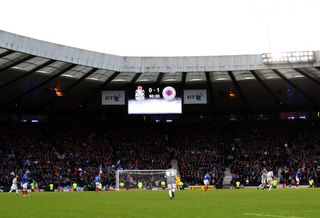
[189,185,215,190]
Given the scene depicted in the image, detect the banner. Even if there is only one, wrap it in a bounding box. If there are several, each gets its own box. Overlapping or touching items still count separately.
[184,90,207,104]
[101,91,125,105]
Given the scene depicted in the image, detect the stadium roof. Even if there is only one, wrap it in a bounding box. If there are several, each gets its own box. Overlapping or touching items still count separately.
[0,30,320,114]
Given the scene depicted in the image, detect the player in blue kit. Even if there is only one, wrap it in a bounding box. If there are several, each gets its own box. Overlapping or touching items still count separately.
[295,169,302,189]
[95,174,102,192]
[203,172,211,191]
[21,171,29,197]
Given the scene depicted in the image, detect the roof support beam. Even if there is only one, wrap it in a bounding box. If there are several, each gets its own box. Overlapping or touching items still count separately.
[294,68,320,87]
[205,72,214,112]
[181,72,187,87]
[0,60,55,90]
[130,73,141,85]
[0,55,34,72]
[272,69,319,109]
[156,73,164,84]
[250,70,282,110]
[76,71,120,112]
[0,64,77,110]
[228,71,251,112]
[41,68,99,110]
[0,50,14,58]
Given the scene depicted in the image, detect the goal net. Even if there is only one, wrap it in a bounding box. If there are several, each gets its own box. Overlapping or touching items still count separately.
[115,169,168,190]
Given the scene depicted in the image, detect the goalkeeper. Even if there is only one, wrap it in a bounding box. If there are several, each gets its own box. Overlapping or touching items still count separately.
[125,174,136,190]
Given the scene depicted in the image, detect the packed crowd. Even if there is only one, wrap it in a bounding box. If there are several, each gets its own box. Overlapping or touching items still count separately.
[0,123,174,190]
[170,125,228,187]
[0,124,116,190]
[228,121,320,186]
[0,120,319,190]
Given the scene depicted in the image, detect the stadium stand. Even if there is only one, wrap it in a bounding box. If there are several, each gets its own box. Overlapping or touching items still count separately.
[1,121,319,191]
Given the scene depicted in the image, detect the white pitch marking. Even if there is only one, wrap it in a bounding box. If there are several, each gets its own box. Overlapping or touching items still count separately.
[243,213,304,218]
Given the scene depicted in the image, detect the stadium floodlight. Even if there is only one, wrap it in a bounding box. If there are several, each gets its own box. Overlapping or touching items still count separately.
[262,51,315,64]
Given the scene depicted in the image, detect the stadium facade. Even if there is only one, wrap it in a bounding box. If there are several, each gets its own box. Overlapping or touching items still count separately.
[0,30,320,117]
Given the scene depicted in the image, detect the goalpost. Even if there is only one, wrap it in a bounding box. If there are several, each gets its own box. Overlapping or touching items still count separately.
[115,169,168,190]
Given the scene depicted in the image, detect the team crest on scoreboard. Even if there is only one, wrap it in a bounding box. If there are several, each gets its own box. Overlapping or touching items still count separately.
[162,86,176,101]
[135,86,145,101]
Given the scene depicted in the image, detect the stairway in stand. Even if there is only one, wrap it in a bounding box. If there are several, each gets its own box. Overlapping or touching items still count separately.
[223,167,232,187]
[170,159,179,173]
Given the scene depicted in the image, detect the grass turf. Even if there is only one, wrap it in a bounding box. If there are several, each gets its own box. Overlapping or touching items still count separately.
[1,188,320,218]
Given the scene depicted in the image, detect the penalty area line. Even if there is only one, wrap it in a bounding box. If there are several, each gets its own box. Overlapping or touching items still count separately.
[243,213,304,218]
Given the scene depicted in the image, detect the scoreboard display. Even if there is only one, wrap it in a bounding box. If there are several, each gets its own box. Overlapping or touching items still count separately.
[128,85,182,114]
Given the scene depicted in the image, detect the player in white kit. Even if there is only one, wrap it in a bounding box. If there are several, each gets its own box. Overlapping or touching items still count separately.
[165,167,177,200]
[266,170,274,192]
[9,175,19,195]
[257,169,267,190]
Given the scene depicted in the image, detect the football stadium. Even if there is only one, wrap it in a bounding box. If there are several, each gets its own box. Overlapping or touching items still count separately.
[1,1,320,217]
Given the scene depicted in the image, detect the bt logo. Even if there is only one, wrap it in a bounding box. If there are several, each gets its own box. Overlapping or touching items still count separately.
[105,94,121,101]
[187,93,203,101]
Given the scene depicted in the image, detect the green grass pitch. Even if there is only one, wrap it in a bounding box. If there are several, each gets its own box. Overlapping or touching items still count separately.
[1,189,319,218]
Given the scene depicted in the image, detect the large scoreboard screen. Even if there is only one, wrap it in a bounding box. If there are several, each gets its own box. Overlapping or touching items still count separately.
[128,85,182,114]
